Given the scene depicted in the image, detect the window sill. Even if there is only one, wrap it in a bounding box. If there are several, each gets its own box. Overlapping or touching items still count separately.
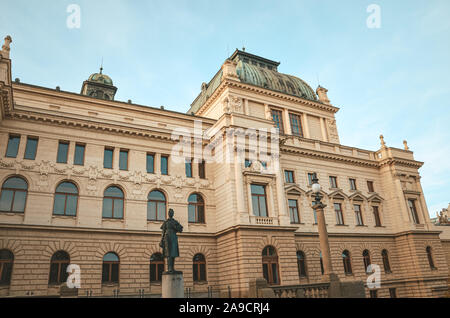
[52,215,76,219]
[291,222,304,225]
[150,282,162,286]
[0,211,24,215]
[147,220,164,224]
[335,224,348,226]
[102,283,119,287]
[189,222,207,226]
[194,281,208,285]
[356,225,367,227]
[102,218,124,222]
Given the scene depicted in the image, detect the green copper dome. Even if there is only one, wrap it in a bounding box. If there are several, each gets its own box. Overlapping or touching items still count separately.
[235,59,317,101]
[87,71,113,86]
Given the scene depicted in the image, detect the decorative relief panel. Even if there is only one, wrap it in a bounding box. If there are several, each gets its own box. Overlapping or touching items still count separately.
[326,119,340,144]
[0,159,214,200]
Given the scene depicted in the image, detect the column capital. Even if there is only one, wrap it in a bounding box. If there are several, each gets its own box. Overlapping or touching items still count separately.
[312,202,327,210]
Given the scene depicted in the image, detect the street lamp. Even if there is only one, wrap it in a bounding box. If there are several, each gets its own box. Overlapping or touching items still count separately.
[311,173,321,205]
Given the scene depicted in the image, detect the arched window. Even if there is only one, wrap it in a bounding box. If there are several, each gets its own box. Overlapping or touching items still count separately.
[102,186,124,219]
[362,250,371,273]
[342,250,352,275]
[53,182,78,216]
[150,253,164,283]
[0,176,28,213]
[297,251,307,278]
[102,252,119,284]
[0,249,14,286]
[381,249,391,273]
[188,193,205,223]
[319,252,324,275]
[193,254,207,282]
[426,246,436,270]
[147,190,166,221]
[262,246,279,285]
[48,251,70,285]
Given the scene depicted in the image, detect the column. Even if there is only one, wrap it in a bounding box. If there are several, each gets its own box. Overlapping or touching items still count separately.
[283,110,292,135]
[302,114,310,139]
[320,117,328,142]
[235,150,248,224]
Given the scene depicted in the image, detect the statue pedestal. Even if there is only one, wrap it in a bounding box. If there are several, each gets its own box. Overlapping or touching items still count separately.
[162,271,184,298]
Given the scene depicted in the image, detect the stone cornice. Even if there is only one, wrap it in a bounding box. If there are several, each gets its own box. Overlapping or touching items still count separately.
[281,144,379,168]
[0,223,217,238]
[10,110,178,142]
[195,78,340,116]
[378,157,424,169]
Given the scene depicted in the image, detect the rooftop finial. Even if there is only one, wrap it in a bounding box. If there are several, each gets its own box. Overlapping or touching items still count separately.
[403,140,409,151]
[242,46,245,52]
[100,57,103,74]
[380,134,386,148]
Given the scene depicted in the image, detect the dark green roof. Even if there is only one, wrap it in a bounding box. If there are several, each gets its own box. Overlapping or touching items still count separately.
[189,50,317,114]
[88,72,114,86]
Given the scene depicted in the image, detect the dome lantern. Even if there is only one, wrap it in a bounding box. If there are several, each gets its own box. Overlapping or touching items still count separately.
[81,66,117,100]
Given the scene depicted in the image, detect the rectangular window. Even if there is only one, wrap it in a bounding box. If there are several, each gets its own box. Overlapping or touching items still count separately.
[119,149,128,171]
[57,141,69,163]
[251,184,268,217]
[369,290,378,298]
[329,176,338,188]
[312,202,317,224]
[73,143,85,166]
[185,158,192,178]
[288,199,300,224]
[289,113,303,137]
[161,155,169,175]
[373,206,382,227]
[199,160,206,179]
[284,170,295,183]
[334,203,344,225]
[271,109,284,134]
[6,135,20,158]
[146,153,155,173]
[349,178,357,190]
[389,288,397,298]
[367,181,374,193]
[408,199,420,224]
[354,204,364,226]
[307,173,316,186]
[104,148,114,169]
[24,137,38,160]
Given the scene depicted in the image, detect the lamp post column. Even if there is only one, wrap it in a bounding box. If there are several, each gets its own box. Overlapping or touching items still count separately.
[311,173,336,282]
[312,202,334,277]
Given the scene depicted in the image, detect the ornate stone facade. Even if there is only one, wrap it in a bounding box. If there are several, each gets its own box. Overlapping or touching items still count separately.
[0,38,449,298]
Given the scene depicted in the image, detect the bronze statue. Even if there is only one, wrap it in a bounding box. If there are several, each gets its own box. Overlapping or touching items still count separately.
[160,208,183,273]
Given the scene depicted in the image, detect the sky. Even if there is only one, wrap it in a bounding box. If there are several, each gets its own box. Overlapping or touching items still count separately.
[1,0,449,217]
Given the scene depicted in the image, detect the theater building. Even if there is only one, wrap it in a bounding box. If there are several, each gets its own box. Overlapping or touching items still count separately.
[0,35,449,298]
